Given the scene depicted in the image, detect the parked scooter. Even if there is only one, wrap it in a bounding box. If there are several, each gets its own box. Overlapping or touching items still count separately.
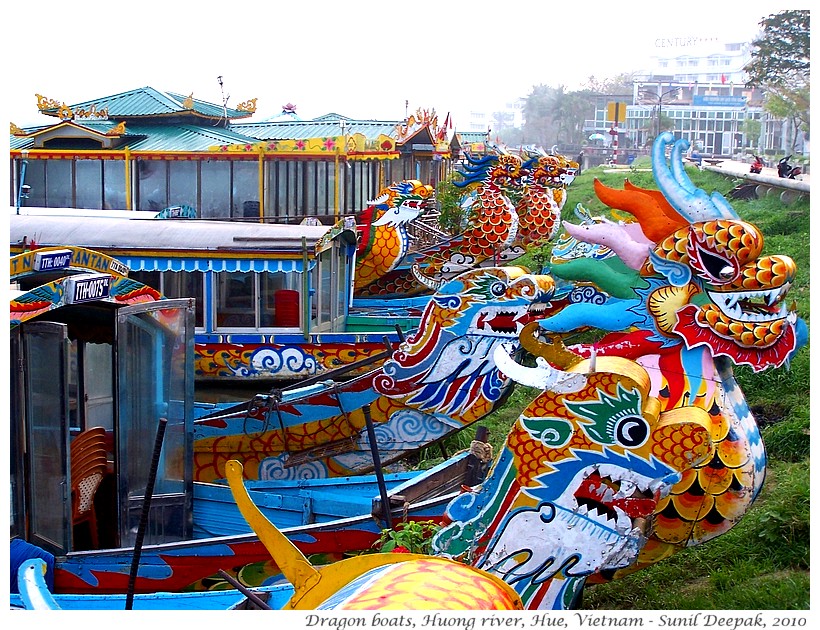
[777,155,802,179]
[750,155,764,174]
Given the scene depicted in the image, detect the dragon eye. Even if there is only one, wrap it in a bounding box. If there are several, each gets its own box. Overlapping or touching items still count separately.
[490,281,506,297]
[614,416,649,448]
[718,265,734,280]
[696,246,738,283]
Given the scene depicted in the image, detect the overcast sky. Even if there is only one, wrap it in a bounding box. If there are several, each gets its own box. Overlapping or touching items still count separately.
[6,1,797,129]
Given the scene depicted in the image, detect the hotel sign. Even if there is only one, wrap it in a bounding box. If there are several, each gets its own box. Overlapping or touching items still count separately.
[693,95,747,107]
[65,274,112,304]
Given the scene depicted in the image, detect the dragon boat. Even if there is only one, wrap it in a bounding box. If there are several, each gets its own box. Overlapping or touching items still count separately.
[206,133,806,611]
[12,133,807,609]
[9,245,499,595]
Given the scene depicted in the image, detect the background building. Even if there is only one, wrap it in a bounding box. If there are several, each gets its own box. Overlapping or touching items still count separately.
[10,88,457,221]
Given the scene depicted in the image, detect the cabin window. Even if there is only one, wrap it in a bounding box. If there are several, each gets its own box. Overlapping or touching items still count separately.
[162,271,204,328]
[260,271,301,327]
[67,340,114,432]
[201,160,231,218]
[319,248,333,326]
[214,271,301,329]
[309,243,347,333]
[83,342,115,429]
[232,161,258,219]
[169,160,198,210]
[75,159,104,209]
[136,159,168,211]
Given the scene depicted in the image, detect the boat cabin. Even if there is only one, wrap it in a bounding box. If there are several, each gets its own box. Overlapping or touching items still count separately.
[10,246,196,553]
[9,209,396,384]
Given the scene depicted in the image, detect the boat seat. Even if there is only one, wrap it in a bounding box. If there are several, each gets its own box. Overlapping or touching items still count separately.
[70,427,109,550]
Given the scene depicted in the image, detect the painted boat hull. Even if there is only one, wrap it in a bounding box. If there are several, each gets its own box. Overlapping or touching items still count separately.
[42,451,483,595]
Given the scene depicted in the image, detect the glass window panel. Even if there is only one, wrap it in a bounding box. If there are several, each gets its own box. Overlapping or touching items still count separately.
[24,324,69,551]
[336,244,348,328]
[84,342,114,429]
[46,159,73,208]
[137,159,167,211]
[118,307,189,546]
[168,160,198,210]
[18,158,45,208]
[260,271,300,328]
[162,271,204,328]
[215,272,256,328]
[103,160,127,210]
[200,160,231,218]
[320,249,332,326]
[232,160,259,218]
[303,161,315,215]
[75,159,103,209]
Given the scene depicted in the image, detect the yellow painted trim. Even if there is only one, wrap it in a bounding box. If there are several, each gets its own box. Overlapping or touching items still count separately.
[124,147,132,210]
[257,146,265,222]
[10,246,130,280]
[334,150,340,220]
[225,461,322,598]
[224,459,522,610]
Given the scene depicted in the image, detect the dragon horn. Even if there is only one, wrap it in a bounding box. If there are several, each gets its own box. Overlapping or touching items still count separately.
[411,264,444,291]
[652,132,738,223]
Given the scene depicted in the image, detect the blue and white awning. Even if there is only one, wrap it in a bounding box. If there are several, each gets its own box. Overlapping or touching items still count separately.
[122,257,315,273]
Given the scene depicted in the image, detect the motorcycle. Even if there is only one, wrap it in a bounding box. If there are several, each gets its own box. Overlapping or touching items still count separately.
[750,155,764,174]
[777,155,802,179]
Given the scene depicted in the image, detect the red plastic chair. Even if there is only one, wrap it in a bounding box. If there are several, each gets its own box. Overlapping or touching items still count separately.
[70,428,109,549]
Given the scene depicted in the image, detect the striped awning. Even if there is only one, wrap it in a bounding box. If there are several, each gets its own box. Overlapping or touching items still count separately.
[122,257,315,273]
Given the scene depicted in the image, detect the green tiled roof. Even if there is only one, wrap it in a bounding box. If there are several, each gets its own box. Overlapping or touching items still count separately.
[39,86,253,122]
[10,86,448,153]
[457,131,490,143]
[231,119,400,141]
[116,123,261,152]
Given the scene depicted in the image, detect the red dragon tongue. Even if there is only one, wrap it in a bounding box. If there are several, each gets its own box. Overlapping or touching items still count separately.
[477,311,519,331]
[576,473,657,520]
[611,495,657,519]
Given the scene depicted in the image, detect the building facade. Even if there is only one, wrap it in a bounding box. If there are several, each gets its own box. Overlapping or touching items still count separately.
[10,88,457,221]
[586,35,807,158]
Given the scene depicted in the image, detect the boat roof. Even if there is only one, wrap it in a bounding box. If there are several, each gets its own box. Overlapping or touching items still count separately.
[10,210,344,254]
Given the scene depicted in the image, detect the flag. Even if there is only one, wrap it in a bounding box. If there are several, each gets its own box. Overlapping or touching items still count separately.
[721,74,726,84]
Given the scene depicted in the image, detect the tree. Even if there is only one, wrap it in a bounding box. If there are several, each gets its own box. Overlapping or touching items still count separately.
[741,118,763,150]
[522,84,561,148]
[744,10,810,89]
[744,10,810,152]
[581,73,635,96]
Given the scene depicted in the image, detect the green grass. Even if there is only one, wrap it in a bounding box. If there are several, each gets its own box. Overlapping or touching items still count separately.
[420,160,811,610]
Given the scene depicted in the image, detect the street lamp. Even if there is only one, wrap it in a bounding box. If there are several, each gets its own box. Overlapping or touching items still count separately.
[637,86,680,140]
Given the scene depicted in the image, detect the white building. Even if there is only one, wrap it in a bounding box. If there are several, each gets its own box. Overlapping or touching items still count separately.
[617,35,805,157]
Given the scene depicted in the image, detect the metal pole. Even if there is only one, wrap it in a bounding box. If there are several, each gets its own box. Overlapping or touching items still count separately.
[16,150,29,214]
[362,404,392,529]
[657,97,662,139]
[125,417,168,610]
[216,570,272,610]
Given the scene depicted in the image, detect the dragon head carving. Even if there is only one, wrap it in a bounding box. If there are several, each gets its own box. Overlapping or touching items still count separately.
[374,266,555,418]
[544,132,803,372]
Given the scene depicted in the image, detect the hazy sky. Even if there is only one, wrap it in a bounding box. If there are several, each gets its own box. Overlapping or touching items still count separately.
[6,1,796,129]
